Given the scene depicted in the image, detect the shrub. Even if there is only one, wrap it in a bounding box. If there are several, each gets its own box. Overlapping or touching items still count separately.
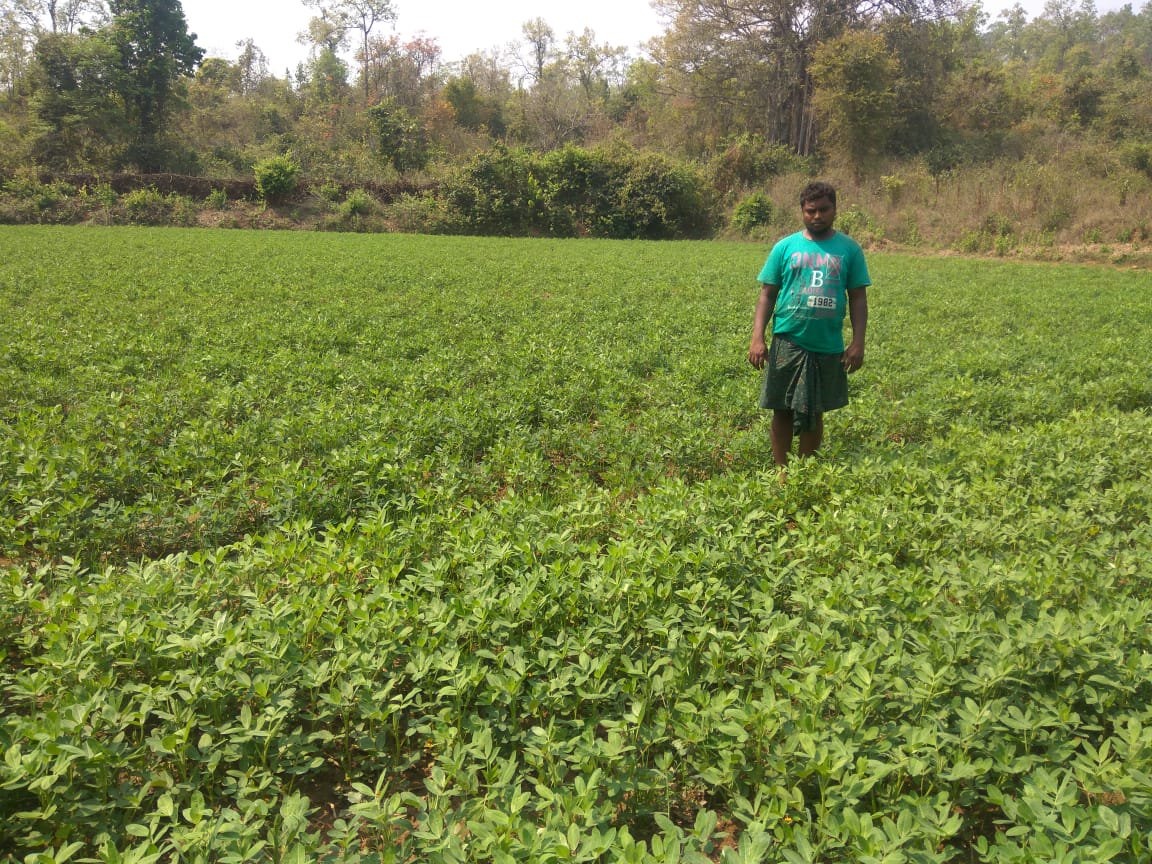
[1119,141,1152,177]
[314,182,344,204]
[880,174,906,205]
[368,100,429,173]
[1,173,80,223]
[254,154,300,204]
[538,145,617,236]
[613,152,713,240]
[708,134,809,195]
[441,147,545,235]
[385,193,450,234]
[981,213,1014,238]
[169,195,201,227]
[957,230,987,254]
[1042,208,1072,233]
[0,118,23,177]
[731,192,775,235]
[836,205,883,242]
[119,187,171,224]
[339,189,376,219]
[439,145,713,240]
[84,183,118,209]
[205,188,228,210]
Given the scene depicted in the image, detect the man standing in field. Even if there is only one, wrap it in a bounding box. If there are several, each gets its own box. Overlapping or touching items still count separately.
[748,181,870,466]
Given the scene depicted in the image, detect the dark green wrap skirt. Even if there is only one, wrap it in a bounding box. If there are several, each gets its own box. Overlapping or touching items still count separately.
[759,335,849,432]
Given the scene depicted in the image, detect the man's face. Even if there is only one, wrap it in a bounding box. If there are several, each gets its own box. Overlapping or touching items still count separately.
[801,196,836,238]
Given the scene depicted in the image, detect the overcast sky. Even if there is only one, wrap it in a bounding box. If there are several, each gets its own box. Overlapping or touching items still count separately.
[179,0,1135,76]
[180,0,668,75]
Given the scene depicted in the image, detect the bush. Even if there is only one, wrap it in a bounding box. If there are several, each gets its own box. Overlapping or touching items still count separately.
[0,174,82,224]
[708,134,811,195]
[0,119,23,177]
[1120,141,1152,177]
[731,192,775,234]
[119,187,173,224]
[836,205,883,242]
[314,182,344,204]
[880,174,906,205]
[368,100,429,173]
[4,174,71,209]
[441,147,545,235]
[339,189,376,219]
[613,152,713,240]
[254,155,300,204]
[437,145,714,239]
[83,183,118,210]
[538,145,617,236]
[385,193,450,234]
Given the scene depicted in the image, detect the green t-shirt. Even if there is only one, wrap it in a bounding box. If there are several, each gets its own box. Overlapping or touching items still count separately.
[757,230,871,354]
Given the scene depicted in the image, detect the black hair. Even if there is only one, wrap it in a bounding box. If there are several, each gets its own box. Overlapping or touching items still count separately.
[800,181,837,207]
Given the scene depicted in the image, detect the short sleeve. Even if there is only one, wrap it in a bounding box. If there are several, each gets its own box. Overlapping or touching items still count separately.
[757,238,788,286]
[846,242,871,290]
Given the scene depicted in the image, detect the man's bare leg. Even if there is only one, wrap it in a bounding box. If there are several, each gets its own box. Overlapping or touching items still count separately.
[772,410,824,466]
[797,413,824,457]
[771,409,794,467]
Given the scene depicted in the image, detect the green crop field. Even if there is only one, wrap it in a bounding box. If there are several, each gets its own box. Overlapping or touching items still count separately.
[1,226,1150,864]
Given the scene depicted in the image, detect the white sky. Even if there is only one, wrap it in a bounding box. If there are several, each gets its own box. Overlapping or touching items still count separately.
[181,0,669,75]
[179,0,1135,76]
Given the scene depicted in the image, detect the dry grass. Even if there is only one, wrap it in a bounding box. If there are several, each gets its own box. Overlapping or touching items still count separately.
[755,152,1152,268]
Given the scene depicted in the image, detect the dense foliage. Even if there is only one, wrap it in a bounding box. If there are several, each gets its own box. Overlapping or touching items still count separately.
[2,227,1150,862]
[253,154,301,204]
[438,145,713,239]
[2,0,1152,202]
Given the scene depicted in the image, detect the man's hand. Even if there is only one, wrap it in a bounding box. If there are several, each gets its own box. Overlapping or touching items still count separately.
[844,288,867,373]
[748,337,768,370]
[842,341,864,373]
[748,284,778,371]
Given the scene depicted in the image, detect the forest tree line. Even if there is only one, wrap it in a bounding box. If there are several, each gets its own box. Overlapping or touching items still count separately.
[1,0,1151,245]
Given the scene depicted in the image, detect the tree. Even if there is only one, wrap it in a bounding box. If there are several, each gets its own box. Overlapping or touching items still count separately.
[1,7,34,96]
[516,17,554,85]
[303,0,395,102]
[29,29,125,168]
[510,73,591,148]
[652,0,964,155]
[811,29,900,176]
[456,49,513,99]
[363,33,441,108]
[936,60,1018,158]
[1092,39,1152,139]
[104,0,204,169]
[984,3,1034,62]
[367,97,427,171]
[880,11,983,156]
[443,75,504,135]
[1031,0,1099,70]
[561,28,628,101]
[235,38,269,95]
[442,51,511,137]
[1,0,104,96]
[302,44,348,103]
[1,0,104,35]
